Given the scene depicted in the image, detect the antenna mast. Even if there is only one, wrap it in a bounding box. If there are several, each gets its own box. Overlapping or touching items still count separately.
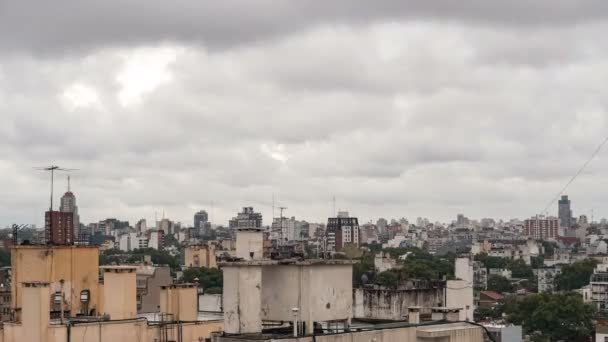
[33,165,77,243]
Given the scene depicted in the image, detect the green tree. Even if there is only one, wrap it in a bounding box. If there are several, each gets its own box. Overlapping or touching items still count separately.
[474,253,508,270]
[376,270,399,288]
[505,292,595,341]
[0,249,10,267]
[353,254,374,287]
[541,241,557,257]
[487,275,513,293]
[508,259,534,278]
[182,267,223,292]
[531,256,544,269]
[556,259,598,291]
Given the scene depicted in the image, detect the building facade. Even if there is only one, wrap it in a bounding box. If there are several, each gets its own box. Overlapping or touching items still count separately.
[229,207,263,230]
[45,211,75,245]
[326,212,360,252]
[524,216,559,240]
[558,195,572,229]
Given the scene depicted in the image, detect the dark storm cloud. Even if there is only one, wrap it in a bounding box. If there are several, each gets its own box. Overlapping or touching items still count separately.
[2,1,608,54]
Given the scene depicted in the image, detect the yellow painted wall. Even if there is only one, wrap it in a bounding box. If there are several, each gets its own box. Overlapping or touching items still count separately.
[184,245,217,268]
[11,246,100,316]
[0,319,223,342]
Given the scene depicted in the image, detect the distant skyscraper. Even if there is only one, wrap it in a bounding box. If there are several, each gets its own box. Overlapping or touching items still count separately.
[326,211,360,252]
[135,219,148,234]
[558,195,572,229]
[229,207,263,230]
[45,211,74,245]
[524,215,559,240]
[59,176,80,241]
[194,210,209,228]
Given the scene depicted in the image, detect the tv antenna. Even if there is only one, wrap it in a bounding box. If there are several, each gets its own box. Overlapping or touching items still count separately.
[33,165,78,239]
[12,224,28,245]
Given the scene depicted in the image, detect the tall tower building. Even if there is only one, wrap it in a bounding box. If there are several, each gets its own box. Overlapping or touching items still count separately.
[60,176,80,241]
[558,195,572,230]
[194,210,209,228]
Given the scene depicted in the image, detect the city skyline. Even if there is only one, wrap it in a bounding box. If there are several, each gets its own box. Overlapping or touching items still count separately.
[3,2,608,227]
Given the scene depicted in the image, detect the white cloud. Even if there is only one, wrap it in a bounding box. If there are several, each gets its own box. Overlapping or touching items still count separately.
[116,46,179,106]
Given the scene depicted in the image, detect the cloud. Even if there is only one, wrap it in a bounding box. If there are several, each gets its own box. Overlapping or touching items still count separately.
[2,2,608,227]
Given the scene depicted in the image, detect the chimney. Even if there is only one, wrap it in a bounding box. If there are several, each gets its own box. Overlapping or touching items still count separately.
[431,307,448,321]
[160,284,198,321]
[101,266,137,319]
[446,308,462,322]
[408,306,421,324]
[21,282,50,342]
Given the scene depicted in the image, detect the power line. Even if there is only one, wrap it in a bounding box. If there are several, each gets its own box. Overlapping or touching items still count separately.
[541,134,608,214]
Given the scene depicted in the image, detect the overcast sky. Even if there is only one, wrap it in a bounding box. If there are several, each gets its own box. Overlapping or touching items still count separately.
[2,1,608,228]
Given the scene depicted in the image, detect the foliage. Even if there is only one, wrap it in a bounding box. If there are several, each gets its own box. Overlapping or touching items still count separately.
[504,292,595,341]
[509,259,534,279]
[541,241,557,257]
[353,254,374,286]
[182,267,223,291]
[555,259,599,291]
[164,234,180,248]
[99,248,181,269]
[475,306,502,321]
[0,249,10,267]
[474,253,508,269]
[531,256,544,269]
[342,244,364,259]
[487,275,513,293]
[376,270,399,288]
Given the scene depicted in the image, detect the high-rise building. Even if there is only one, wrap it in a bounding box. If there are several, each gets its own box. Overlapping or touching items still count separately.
[524,215,559,240]
[135,219,148,234]
[194,210,209,228]
[45,210,74,245]
[326,211,360,252]
[59,176,80,241]
[558,195,572,229]
[229,207,263,230]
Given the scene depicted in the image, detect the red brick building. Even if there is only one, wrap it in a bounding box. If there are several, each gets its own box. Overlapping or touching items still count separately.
[45,211,74,245]
[524,216,559,240]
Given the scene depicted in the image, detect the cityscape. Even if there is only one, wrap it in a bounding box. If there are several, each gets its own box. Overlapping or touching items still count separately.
[3,1,608,342]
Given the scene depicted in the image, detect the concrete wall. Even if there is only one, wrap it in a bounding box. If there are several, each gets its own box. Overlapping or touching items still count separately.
[446,280,474,321]
[223,265,262,334]
[160,285,198,321]
[353,287,444,320]
[261,264,352,331]
[11,246,100,316]
[102,267,137,320]
[184,245,217,268]
[138,266,171,313]
[236,231,264,260]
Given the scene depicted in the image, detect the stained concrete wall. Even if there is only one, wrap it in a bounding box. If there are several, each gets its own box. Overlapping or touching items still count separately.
[212,323,484,342]
[446,280,474,322]
[223,265,262,334]
[261,264,352,331]
[11,246,100,316]
[236,231,264,260]
[353,287,444,320]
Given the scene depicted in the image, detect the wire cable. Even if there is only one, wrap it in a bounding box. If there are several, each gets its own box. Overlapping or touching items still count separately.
[541,134,608,214]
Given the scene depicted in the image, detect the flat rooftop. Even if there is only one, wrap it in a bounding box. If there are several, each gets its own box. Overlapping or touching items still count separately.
[218,259,356,267]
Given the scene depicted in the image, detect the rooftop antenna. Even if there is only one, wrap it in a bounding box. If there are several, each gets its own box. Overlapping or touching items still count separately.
[12,224,28,245]
[272,194,275,219]
[332,195,336,217]
[33,165,77,242]
[67,175,71,192]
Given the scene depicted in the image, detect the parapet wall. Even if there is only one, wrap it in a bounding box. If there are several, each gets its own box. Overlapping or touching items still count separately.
[353,287,445,320]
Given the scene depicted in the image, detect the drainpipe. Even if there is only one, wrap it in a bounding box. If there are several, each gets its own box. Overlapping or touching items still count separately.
[292,308,299,337]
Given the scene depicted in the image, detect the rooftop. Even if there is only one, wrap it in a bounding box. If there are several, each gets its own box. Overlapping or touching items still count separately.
[218,259,356,267]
